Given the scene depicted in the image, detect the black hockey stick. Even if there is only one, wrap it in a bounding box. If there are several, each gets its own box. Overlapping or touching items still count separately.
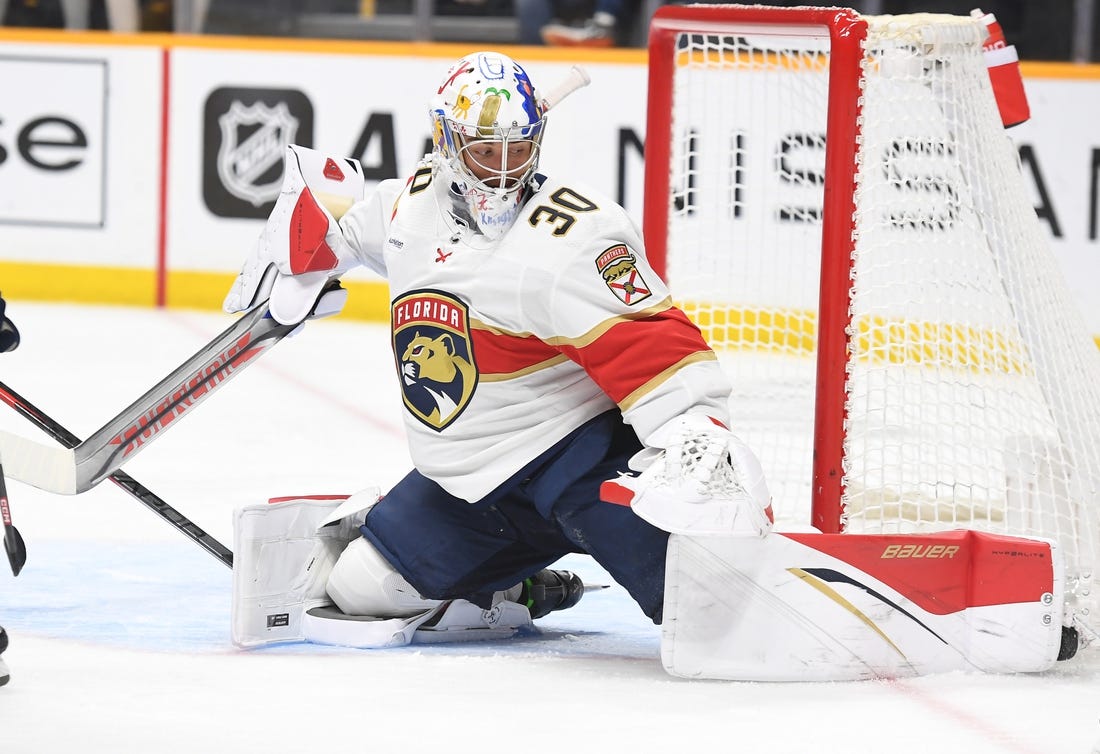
[0,379,232,569]
[0,462,26,576]
[0,292,27,575]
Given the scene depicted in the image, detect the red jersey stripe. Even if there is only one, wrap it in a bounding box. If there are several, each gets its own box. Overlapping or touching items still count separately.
[556,307,714,404]
[472,327,562,377]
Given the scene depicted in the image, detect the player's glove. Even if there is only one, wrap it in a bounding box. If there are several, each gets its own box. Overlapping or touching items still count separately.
[223,145,364,326]
[0,293,20,353]
[601,414,774,536]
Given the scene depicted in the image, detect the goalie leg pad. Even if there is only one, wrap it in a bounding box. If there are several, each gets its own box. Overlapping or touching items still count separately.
[232,490,534,650]
[326,536,443,618]
[662,530,1064,680]
[231,490,377,648]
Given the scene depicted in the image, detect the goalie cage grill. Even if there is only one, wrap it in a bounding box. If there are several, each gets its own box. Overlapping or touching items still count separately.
[644,4,1100,633]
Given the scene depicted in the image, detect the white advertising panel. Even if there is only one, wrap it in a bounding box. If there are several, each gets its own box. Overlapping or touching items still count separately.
[0,55,107,226]
[0,41,161,268]
[1011,76,1100,329]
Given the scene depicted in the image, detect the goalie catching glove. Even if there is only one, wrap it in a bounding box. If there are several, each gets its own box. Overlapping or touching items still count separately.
[223,144,365,325]
[601,414,774,536]
[0,293,19,353]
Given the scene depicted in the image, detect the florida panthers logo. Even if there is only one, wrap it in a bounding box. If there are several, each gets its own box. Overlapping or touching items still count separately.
[596,244,652,306]
[392,290,478,431]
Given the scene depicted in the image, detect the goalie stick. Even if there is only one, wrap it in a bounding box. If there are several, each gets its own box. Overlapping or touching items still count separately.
[539,65,590,111]
[0,296,314,496]
[0,379,233,569]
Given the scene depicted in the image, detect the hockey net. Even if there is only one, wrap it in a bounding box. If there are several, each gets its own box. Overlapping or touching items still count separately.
[645,4,1100,627]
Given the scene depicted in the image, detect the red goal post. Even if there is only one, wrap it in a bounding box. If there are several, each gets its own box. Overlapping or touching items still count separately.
[644,4,1100,626]
[646,5,866,536]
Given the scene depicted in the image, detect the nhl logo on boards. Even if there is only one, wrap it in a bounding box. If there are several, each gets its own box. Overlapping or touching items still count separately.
[217,101,298,207]
[596,244,651,306]
[392,290,478,432]
[202,86,314,218]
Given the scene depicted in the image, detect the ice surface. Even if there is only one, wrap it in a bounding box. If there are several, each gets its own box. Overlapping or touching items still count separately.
[0,303,1098,753]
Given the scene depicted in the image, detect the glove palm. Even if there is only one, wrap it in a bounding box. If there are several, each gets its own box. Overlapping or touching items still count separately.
[604,414,774,536]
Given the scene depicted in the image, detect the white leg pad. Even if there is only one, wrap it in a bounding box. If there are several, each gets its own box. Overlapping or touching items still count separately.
[232,489,536,649]
[662,530,1065,680]
[326,536,442,618]
[312,538,534,647]
[231,490,377,648]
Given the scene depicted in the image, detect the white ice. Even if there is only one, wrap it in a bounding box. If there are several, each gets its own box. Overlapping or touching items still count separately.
[1,302,1099,754]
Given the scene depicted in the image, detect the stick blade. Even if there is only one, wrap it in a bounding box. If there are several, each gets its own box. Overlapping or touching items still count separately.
[1,486,25,576]
[0,430,78,494]
[4,523,25,576]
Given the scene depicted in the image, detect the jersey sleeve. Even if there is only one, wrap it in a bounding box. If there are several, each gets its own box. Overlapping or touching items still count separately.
[524,184,732,443]
[339,177,407,278]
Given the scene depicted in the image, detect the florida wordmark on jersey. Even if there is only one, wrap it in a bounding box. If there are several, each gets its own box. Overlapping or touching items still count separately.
[339,164,732,503]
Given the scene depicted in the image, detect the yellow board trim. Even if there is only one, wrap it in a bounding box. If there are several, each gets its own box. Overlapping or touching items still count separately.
[0,261,390,321]
[681,301,818,354]
[3,263,1100,358]
[681,300,1100,362]
[0,260,159,307]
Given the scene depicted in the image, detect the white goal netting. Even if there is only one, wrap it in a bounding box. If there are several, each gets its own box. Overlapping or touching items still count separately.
[654,9,1100,623]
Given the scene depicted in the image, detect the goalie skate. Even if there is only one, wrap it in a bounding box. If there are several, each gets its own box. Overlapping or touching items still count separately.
[305,570,591,648]
[302,571,594,648]
[302,598,534,648]
[519,568,585,619]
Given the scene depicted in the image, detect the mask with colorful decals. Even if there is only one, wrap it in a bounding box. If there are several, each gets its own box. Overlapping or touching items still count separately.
[429,51,546,240]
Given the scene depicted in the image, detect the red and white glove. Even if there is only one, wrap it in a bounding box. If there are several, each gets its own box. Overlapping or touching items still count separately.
[601,414,774,536]
[224,145,365,325]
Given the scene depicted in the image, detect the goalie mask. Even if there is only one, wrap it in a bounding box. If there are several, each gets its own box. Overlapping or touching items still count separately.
[430,51,546,241]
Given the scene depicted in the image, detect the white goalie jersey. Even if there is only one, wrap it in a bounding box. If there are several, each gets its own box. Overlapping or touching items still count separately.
[338,161,732,502]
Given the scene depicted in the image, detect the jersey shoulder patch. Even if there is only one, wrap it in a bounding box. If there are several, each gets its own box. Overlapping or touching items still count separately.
[595,244,652,306]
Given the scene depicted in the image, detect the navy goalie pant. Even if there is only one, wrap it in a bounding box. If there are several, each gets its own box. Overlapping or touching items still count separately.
[360,410,670,623]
